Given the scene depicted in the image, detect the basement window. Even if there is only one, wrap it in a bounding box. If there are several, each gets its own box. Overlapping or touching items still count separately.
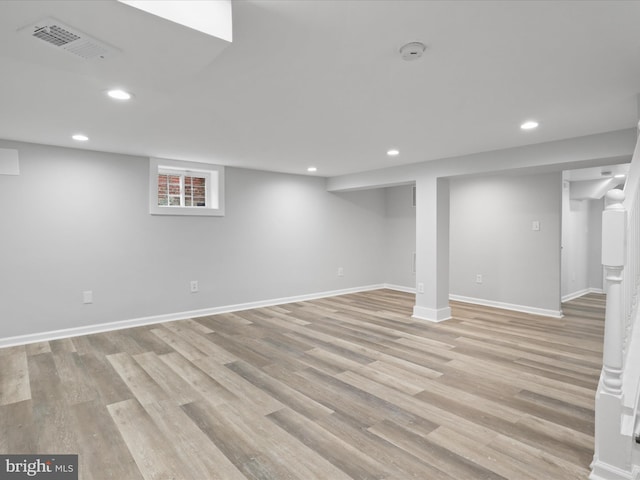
[149,158,224,216]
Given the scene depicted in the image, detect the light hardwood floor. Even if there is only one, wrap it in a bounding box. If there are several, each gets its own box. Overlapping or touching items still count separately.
[0,289,604,479]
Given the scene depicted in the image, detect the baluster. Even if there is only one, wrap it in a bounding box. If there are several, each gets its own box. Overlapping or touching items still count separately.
[601,189,626,394]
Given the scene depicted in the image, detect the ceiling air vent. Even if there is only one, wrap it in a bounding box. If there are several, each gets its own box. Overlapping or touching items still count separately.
[19,17,118,61]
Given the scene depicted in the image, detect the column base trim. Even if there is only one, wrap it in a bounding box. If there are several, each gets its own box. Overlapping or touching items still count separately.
[589,458,633,480]
[412,305,452,322]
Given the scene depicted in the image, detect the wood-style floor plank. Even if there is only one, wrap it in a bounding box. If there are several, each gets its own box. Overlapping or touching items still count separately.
[71,399,143,480]
[27,353,78,454]
[0,290,605,479]
[107,398,188,480]
[426,426,539,480]
[0,400,36,454]
[0,346,31,406]
[143,400,247,480]
[107,352,170,405]
[368,418,507,480]
[268,406,398,480]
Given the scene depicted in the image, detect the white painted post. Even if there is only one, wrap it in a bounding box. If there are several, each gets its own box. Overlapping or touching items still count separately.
[412,175,451,322]
[590,189,630,480]
[601,189,627,394]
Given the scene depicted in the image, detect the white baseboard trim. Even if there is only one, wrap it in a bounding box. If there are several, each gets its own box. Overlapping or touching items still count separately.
[589,458,633,480]
[412,305,452,323]
[0,284,386,349]
[562,288,605,303]
[449,294,563,318]
[383,283,416,294]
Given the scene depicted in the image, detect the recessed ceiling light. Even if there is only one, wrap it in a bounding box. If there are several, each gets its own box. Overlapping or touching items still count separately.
[387,149,400,156]
[72,134,89,141]
[307,167,317,173]
[107,89,132,100]
[520,121,539,130]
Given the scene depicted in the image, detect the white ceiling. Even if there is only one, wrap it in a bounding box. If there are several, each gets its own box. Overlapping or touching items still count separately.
[0,0,639,177]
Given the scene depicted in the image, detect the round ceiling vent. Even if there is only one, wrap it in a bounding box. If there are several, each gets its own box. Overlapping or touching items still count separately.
[399,42,426,61]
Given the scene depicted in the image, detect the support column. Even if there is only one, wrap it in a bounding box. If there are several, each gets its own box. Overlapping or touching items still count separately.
[412,175,451,322]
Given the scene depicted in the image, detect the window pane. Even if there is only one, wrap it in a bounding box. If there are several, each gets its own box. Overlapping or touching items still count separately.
[194,185,206,206]
[157,174,168,206]
[183,175,206,207]
[152,159,223,216]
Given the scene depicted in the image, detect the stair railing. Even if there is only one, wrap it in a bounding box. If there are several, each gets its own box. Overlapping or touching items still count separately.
[591,121,640,480]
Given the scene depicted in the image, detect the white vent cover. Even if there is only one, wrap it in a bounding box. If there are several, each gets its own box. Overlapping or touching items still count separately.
[19,17,118,60]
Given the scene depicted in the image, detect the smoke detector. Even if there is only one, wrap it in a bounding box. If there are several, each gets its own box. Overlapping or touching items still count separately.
[399,42,426,61]
[19,17,118,61]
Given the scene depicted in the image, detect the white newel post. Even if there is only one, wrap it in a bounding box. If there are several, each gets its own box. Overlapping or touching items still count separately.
[602,189,626,394]
[591,189,630,480]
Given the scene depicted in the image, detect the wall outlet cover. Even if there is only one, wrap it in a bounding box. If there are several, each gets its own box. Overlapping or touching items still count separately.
[82,290,93,304]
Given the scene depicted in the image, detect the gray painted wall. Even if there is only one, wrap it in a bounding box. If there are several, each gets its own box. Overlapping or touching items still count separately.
[588,198,604,291]
[449,172,563,313]
[381,175,567,313]
[562,182,589,298]
[0,137,609,341]
[384,185,416,289]
[561,180,604,299]
[0,140,387,339]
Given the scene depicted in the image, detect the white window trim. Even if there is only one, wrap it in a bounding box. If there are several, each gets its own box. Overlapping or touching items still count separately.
[149,158,225,216]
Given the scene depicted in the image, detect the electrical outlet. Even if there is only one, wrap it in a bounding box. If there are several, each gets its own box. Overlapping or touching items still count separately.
[83,290,93,304]
[532,220,540,231]
[338,267,344,277]
[417,282,425,294]
[476,274,483,284]
[190,280,199,293]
